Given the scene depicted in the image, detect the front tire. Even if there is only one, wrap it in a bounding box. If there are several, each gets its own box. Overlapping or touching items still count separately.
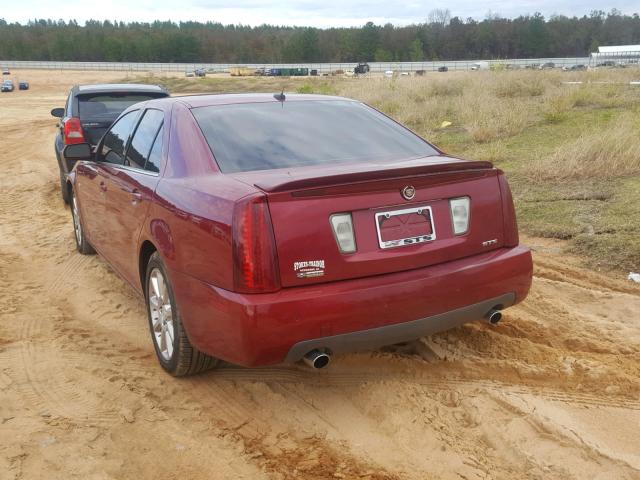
[70,189,95,255]
[145,252,218,376]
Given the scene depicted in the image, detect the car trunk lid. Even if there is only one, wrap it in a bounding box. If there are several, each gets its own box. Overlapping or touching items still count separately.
[231,156,506,288]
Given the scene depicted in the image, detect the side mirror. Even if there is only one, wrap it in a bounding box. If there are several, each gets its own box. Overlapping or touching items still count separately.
[63,143,92,161]
[51,107,65,118]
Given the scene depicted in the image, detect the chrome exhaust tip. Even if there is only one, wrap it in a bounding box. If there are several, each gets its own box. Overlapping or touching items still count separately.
[303,349,331,369]
[485,308,502,325]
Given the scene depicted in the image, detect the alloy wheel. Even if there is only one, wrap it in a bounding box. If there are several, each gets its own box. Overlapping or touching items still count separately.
[72,194,82,245]
[148,268,175,361]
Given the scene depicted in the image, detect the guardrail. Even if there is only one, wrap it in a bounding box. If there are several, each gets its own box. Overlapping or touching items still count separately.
[0,58,594,74]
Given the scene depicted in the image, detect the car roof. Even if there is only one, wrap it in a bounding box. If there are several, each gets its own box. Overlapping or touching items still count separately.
[72,83,169,95]
[149,93,354,109]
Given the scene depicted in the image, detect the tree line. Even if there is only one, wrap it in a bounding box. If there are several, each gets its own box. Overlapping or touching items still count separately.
[0,10,639,63]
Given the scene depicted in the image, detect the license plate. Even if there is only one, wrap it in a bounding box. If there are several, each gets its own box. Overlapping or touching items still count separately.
[375,205,436,249]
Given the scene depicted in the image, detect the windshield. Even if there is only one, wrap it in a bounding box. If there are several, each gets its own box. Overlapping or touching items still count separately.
[78,93,163,121]
[191,100,438,173]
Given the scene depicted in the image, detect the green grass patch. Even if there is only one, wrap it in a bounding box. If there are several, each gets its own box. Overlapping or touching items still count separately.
[569,176,640,270]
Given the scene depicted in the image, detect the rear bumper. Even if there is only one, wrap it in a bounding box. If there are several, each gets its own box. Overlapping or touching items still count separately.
[284,293,514,362]
[171,245,532,367]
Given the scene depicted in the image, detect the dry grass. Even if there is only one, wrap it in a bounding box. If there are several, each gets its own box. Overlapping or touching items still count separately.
[529,114,640,180]
[331,70,640,146]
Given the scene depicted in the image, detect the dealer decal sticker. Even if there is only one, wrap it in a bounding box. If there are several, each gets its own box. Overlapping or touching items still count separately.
[293,260,325,278]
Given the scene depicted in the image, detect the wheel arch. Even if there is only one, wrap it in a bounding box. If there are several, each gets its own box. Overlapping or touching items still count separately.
[65,179,73,201]
[139,240,158,293]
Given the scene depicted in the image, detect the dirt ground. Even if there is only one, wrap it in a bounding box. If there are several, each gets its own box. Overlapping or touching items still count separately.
[1,70,639,480]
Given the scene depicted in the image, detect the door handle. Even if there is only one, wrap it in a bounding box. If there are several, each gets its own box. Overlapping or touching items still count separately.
[131,189,143,204]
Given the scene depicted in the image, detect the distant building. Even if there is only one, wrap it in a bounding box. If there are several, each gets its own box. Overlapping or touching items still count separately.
[590,45,640,65]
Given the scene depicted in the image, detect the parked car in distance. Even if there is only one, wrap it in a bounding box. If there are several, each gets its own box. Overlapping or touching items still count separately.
[195,68,207,77]
[61,93,533,375]
[18,81,29,90]
[354,62,370,74]
[185,71,195,77]
[470,61,489,71]
[563,64,587,71]
[51,83,169,203]
[438,66,448,72]
[539,62,555,70]
[1,79,14,92]
[2,67,9,75]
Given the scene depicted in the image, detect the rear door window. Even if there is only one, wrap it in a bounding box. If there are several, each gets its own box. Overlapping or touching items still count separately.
[125,109,164,170]
[100,111,139,165]
[145,126,164,173]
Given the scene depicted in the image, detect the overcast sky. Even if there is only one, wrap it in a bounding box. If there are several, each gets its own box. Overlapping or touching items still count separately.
[2,1,638,27]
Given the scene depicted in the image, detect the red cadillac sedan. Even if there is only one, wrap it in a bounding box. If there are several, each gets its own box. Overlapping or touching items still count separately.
[62,93,533,375]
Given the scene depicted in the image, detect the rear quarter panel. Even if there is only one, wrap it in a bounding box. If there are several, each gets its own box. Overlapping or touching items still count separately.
[140,102,257,291]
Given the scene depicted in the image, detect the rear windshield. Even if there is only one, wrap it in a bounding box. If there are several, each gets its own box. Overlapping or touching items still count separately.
[78,93,164,121]
[191,100,438,173]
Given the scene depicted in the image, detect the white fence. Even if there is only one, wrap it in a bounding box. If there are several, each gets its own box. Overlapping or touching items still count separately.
[0,58,593,74]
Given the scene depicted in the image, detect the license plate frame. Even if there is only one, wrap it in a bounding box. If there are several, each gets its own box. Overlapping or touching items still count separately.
[375,205,436,249]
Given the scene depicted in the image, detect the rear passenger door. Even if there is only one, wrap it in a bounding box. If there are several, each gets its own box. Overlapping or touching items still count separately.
[97,108,165,287]
[77,110,139,251]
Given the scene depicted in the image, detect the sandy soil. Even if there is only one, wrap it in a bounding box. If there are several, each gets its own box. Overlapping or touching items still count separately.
[1,70,640,480]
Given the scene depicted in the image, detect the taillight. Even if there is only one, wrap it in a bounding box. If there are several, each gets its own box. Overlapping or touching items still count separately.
[232,195,280,293]
[497,170,519,247]
[63,117,85,145]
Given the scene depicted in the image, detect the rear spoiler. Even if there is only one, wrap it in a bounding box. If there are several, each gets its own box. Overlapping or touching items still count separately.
[253,159,494,193]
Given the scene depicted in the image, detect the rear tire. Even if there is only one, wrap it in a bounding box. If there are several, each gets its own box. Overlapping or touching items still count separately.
[70,189,95,255]
[145,252,219,376]
[60,170,70,204]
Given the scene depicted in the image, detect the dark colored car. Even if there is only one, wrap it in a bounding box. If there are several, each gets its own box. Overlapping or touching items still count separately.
[438,66,448,72]
[354,63,370,74]
[19,81,29,90]
[195,68,207,77]
[51,83,169,203]
[1,80,14,92]
[2,67,9,75]
[61,93,532,376]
